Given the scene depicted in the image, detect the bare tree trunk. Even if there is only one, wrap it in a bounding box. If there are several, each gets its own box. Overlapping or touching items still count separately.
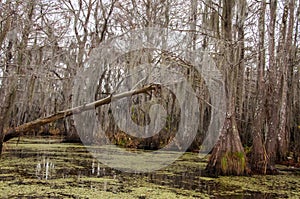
[250,0,268,174]
[265,0,279,174]
[0,94,9,156]
[291,3,300,163]
[0,81,16,155]
[0,120,4,156]
[0,0,12,156]
[206,0,249,176]
[278,0,295,162]
[235,0,246,129]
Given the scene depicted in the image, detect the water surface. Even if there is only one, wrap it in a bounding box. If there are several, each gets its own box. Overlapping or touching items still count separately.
[0,137,298,198]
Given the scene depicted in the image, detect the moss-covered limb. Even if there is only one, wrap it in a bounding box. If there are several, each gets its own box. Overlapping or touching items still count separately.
[3,84,159,143]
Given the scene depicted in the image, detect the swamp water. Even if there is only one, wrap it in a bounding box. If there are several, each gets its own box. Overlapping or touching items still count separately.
[0,137,299,198]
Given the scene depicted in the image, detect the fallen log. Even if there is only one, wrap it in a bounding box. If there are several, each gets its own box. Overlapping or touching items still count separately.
[3,84,158,142]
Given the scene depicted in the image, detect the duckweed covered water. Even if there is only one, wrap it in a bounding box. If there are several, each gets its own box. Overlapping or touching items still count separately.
[0,137,299,198]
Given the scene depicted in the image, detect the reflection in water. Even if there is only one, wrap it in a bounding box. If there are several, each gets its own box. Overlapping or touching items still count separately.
[35,156,55,180]
[91,160,109,177]
[91,160,102,176]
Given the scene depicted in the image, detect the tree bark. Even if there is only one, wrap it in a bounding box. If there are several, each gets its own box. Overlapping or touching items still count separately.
[0,123,4,156]
[277,0,295,162]
[206,114,248,176]
[265,0,279,174]
[250,0,268,175]
[0,84,15,156]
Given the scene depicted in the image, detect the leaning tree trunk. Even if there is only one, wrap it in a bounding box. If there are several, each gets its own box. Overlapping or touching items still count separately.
[206,0,249,176]
[2,84,158,145]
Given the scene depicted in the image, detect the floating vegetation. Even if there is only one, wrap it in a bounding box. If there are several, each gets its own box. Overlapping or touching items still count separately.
[0,137,299,198]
